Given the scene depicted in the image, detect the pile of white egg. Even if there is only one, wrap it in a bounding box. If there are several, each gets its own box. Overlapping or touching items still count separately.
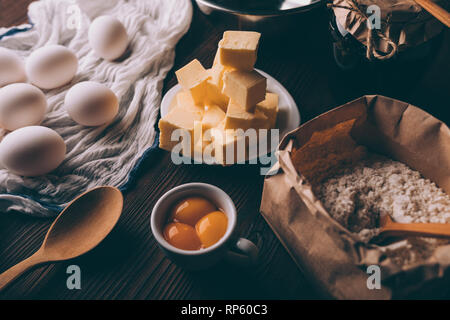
[0,16,128,177]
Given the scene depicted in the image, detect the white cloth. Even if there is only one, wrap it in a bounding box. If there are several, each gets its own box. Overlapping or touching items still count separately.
[0,0,192,217]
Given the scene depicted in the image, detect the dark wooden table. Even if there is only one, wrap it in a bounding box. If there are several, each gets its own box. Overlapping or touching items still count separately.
[0,0,449,300]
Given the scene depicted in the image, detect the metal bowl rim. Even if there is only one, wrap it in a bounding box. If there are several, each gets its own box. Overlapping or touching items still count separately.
[195,0,325,16]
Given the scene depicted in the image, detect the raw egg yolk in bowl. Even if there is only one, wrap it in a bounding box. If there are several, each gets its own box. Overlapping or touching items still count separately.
[171,196,216,226]
[163,222,202,251]
[163,197,228,251]
[195,211,228,248]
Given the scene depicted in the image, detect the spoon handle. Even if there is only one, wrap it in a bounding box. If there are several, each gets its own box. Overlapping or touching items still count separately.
[414,0,450,28]
[0,250,46,292]
[381,222,450,238]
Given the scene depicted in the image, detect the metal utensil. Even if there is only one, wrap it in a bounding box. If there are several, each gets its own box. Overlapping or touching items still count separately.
[195,0,326,36]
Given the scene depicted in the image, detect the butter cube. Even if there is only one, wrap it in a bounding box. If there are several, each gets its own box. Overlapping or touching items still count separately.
[175,59,209,105]
[209,62,229,89]
[202,104,226,130]
[197,125,217,163]
[218,31,261,71]
[205,64,231,110]
[168,93,179,113]
[158,107,202,155]
[192,120,204,161]
[213,49,220,66]
[255,92,279,128]
[176,90,196,107]
[224,100,269,131]
[211,124,246,165]
[223,70,266,111]
[206,81,229,110]
[176,91,204,116]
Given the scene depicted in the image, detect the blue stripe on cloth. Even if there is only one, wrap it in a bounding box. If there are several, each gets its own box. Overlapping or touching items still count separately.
[0,23,34,40]
[2,132,161,214]
[1,23,163,215]
[119,131,162,192]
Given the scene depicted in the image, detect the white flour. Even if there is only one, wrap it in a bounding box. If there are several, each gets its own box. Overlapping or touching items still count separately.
[317,154,450,240]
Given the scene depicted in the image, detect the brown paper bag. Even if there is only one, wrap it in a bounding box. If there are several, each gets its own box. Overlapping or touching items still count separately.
[260,95,450,299]
[332,0,444,54]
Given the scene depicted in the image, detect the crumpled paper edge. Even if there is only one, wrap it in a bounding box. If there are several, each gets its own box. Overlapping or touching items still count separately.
[261,94,450,299]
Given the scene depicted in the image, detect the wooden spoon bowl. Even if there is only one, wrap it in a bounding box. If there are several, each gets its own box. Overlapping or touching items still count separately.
[0,186,123,292]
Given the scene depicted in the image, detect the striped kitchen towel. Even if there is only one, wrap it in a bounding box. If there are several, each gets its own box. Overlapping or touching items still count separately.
[0,0,192,217]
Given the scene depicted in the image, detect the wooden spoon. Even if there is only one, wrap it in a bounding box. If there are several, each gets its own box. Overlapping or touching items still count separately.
[414,0,450,28]
[379,214,450,238]
[0,186,123,292]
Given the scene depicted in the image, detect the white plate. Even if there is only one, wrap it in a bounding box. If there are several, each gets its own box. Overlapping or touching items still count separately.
[160,69,300,164]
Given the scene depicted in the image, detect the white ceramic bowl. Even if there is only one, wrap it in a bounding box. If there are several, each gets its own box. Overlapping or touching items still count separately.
[150,183,258,270]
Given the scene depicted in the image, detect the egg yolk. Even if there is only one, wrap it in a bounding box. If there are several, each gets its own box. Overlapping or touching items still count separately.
[195,211,228,248]
[163,222,202,251]
[171,196,217,226]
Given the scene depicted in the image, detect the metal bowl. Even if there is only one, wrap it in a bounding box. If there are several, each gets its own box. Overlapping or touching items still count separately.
[195,0,326,36]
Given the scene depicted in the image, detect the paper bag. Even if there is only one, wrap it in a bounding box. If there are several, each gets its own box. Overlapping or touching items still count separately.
[260,95,450,299]
[332,0,444,54]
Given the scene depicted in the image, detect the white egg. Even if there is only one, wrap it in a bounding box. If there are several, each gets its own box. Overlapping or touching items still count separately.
[65,81,119,126]
[0,47,26,87]
[0,83,47,131]
[0,126,66,177]
[89,16,128,61]
[26,45,78,89]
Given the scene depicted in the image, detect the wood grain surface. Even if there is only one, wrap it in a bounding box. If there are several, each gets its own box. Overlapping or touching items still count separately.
[0,0,449,299]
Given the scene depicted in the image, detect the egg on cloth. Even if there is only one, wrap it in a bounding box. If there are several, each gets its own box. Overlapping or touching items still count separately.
[64,81,119,126]
[0,83,47,131]
[26,45,78,89]
[0,126,66,177]
[88,16,129,61]
[0,47,26,87]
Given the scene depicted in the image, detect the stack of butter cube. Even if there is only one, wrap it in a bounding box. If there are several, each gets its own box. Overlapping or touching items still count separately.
[159,30,279,164]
